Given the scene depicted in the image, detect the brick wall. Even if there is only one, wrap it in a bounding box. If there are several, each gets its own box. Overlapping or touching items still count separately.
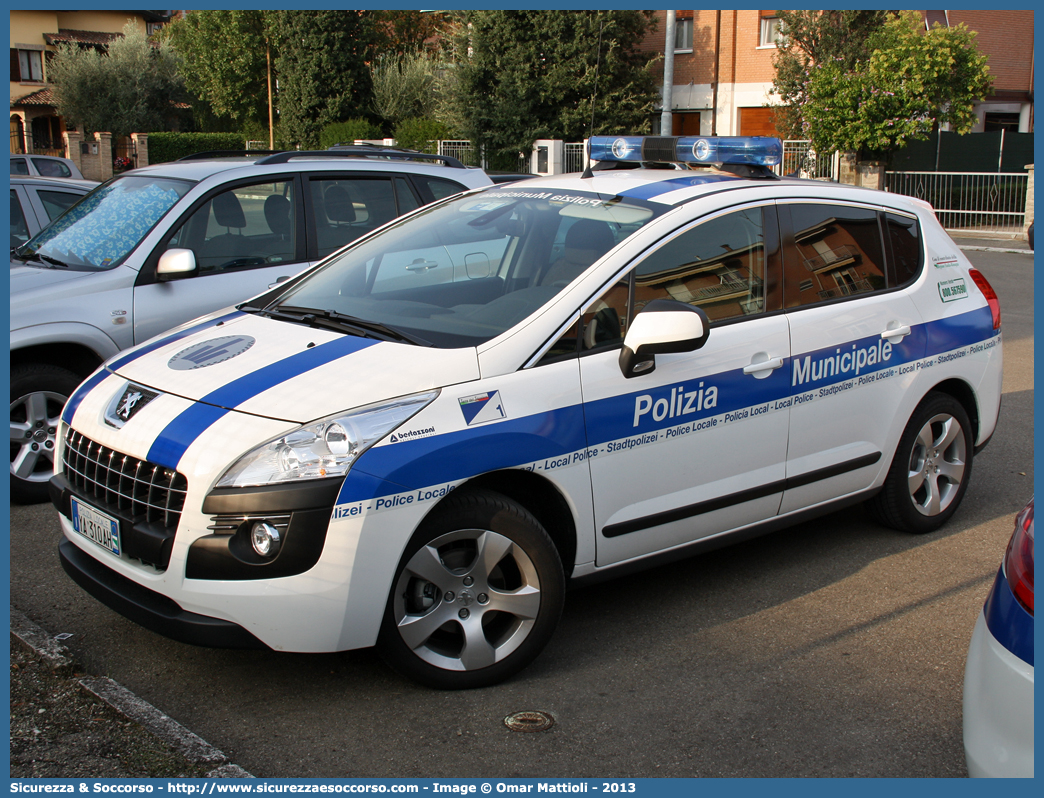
[947,10,1034,94]
[646,11,778,87]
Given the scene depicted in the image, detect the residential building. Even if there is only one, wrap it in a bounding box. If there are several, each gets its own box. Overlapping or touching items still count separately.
[10,10,173,156]
[643,10,1034,139]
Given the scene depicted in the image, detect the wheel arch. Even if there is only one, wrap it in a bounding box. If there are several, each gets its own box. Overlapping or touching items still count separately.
[926,377,980,441]
[11,339,111,381]
[431,469,578,578]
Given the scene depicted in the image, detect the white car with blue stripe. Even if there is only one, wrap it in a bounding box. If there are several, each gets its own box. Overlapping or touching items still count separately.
[51,136,1004,688]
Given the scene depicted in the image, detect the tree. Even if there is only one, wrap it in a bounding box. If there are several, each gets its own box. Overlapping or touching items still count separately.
[163,11,275,140]
[798,12,992,156]
[370,51,444,129]
[49,21,186,139]
[446,11,659,168]
[364,10,450,57]
[770,10,888,140]
[271,10,376,149]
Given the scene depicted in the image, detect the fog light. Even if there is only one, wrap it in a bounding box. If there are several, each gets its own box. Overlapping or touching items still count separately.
[251,522,282,557]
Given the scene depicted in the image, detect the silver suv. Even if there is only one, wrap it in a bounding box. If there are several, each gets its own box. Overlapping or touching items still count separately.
[10,148,494,502]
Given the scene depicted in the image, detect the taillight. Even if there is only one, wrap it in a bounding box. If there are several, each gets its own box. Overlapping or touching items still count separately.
[1004,499,1034,615]
[969,269,1001,330]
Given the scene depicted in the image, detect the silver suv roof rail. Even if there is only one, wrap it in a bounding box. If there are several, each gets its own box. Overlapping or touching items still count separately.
[177,147,467,169]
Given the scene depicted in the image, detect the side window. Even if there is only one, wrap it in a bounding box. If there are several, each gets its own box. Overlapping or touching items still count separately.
[413,175,468,202]
[168,180,296,275]
[633,207,767,323]
[37,189,83,222]
[10,190,30,249]
[885,212,923,287]
[33,158,71,178]
[10,158,30,176]
[310,177,398,259]
[394,178,421,216]
[537,276,630,366]
[782,203,885,309]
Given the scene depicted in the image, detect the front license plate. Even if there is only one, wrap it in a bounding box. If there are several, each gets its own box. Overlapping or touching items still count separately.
[71,498,121,556]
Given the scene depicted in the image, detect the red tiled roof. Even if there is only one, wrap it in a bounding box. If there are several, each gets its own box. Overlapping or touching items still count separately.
[11,87,57,107]
[44,29,121,47]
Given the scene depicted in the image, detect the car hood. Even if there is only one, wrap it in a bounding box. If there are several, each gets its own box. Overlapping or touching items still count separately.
[9,262,100,294]
[109,311,481,424]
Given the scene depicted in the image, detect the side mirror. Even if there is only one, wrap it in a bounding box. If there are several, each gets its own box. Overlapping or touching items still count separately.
[618,299,710,378]
[157,248,198,281]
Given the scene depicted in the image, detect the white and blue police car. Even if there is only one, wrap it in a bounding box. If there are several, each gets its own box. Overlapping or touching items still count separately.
[51,136,1004,688]
[963,498,1034,777]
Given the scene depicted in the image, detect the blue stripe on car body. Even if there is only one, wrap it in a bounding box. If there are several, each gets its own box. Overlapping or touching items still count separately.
[147,334,377,468]
[339,310,997,506]
[983,566,1034,666]
[615,173,740,201]
[61,311,245,425]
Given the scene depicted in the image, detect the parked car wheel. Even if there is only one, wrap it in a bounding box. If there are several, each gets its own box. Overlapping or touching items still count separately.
[868,392,973,533]
[378,489,565,689]
[10,364,79,504]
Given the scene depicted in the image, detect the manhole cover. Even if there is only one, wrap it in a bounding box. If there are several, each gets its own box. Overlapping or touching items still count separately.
[504,710,555,732]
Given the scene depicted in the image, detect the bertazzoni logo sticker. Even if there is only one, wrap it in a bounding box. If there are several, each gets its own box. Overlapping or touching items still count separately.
[168,336,255,370]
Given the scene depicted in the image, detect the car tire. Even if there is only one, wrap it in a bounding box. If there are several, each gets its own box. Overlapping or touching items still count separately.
[377,489,565,689]
[10,363,80,504]
[867,392,974,534]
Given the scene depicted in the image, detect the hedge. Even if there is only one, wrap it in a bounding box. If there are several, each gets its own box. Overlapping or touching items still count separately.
[147,132,247,164]
[319,119,383,149]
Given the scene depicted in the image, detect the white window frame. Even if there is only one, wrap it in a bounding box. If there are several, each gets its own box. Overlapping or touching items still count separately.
[674,17,694,53]
[758,16,783,49]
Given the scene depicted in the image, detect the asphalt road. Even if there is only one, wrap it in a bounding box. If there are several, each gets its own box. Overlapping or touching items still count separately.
[9,247,1033,778]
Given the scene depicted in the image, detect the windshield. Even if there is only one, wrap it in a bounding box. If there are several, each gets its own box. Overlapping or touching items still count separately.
[14,175,193,271]
[268,187,666,348]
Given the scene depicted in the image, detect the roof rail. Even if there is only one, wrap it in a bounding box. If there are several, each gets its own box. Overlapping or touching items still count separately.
[260,145,466,169]
[176,146,467,169]
[177,150,283,161]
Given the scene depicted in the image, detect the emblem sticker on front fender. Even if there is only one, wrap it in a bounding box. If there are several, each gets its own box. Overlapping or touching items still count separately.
[168,335,255,370]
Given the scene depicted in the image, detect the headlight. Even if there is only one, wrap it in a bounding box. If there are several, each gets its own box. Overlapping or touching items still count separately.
[215,390,439,488]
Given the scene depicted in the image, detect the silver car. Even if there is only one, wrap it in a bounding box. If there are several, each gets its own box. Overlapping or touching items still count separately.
[10,175,97,250]
[10,153,85,180]
[10,148,493,503]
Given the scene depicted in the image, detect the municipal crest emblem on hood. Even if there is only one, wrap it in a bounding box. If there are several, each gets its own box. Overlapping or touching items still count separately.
[105,384,159,428]
[168,335,255,370]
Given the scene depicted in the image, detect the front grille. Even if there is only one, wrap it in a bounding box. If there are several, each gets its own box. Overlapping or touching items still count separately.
[62,429,188,530]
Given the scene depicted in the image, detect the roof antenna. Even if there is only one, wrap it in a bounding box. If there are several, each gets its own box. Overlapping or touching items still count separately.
[582,15,605,179]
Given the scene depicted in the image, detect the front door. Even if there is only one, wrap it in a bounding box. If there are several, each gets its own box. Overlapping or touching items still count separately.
[133,178,304,344]
[580,204,793,566]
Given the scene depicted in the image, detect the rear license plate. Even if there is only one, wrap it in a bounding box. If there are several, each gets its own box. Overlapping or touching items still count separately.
[70,498,121,556]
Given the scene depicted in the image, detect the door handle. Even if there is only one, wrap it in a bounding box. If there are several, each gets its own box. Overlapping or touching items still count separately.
[881,324,911,342]
[743,355,784,378]
[268,276,290,289]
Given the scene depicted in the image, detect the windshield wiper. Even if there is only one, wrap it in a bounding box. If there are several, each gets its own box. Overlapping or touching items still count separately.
[37,254,70,268]
[12,249,67,268]
[261,306,433,347]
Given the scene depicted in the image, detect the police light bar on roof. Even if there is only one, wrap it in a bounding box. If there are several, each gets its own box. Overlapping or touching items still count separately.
[588,135,783,167]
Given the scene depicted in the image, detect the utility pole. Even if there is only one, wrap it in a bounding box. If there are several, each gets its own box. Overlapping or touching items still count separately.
[660,11,675,136]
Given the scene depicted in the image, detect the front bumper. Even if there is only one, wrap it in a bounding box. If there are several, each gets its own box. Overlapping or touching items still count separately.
[58,537,265,650]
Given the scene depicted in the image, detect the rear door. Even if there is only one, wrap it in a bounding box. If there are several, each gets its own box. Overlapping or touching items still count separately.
[778,201,926,514]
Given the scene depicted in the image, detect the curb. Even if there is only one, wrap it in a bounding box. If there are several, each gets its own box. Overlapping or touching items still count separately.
[957,245,1034,254]
[11,609,254,779]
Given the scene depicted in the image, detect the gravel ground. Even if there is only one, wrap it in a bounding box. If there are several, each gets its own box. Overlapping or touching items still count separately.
[10,636,213,779]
